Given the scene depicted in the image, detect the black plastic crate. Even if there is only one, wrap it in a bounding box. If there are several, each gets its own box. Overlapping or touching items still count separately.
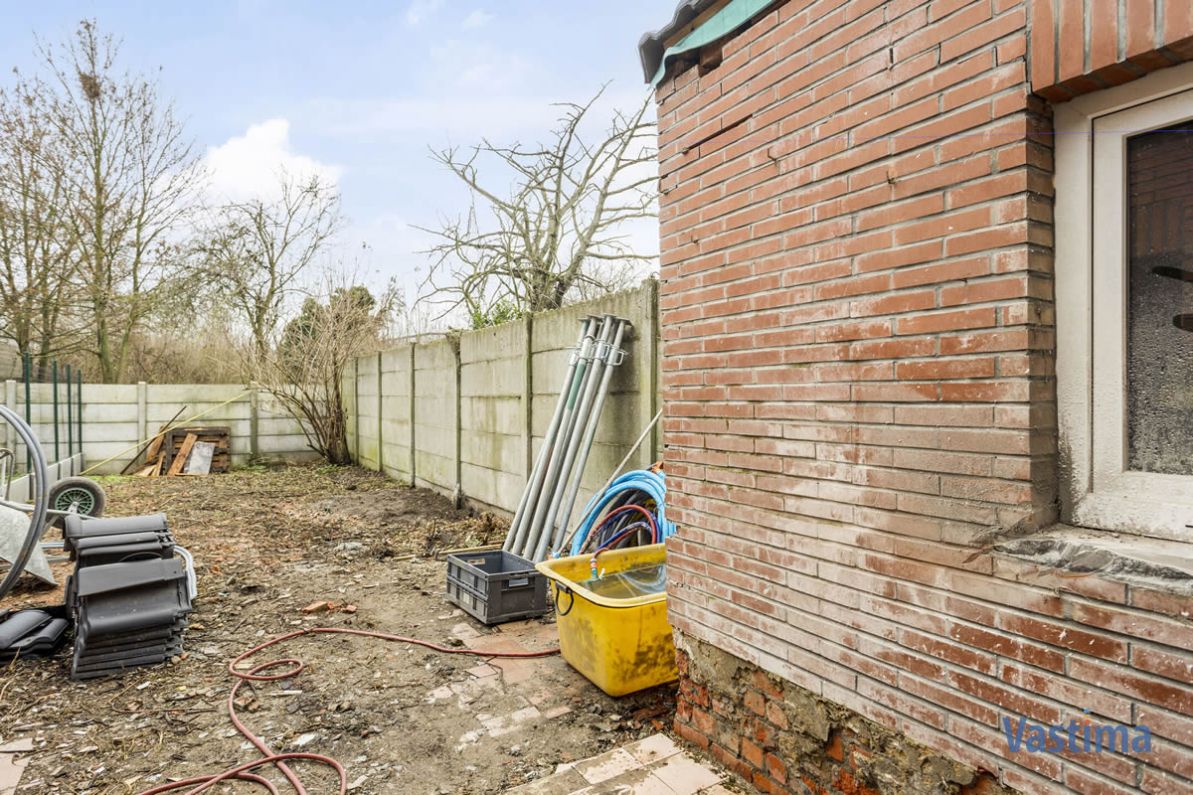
[445,549,550,625]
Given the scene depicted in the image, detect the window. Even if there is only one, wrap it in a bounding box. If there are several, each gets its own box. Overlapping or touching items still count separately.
[1056,63,1193,542]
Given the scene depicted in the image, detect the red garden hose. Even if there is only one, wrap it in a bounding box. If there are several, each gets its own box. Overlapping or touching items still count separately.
[137,626,560,795]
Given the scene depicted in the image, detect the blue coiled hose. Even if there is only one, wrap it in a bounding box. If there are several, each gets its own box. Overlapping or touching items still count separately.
[568,469,675,557]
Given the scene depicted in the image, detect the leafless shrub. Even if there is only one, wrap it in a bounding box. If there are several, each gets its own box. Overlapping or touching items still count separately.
[250,275,397,464]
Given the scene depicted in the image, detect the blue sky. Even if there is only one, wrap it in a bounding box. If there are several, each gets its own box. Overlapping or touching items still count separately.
[0,1,669,303]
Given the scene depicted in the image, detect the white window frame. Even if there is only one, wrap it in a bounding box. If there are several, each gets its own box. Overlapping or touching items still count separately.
[1055,61,1193,543]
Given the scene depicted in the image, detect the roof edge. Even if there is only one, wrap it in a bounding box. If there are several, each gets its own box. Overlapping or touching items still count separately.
[637,0,722,83]
[638,0,777,86]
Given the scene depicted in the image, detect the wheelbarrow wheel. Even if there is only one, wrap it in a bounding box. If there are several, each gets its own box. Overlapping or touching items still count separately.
[47,477,106,528]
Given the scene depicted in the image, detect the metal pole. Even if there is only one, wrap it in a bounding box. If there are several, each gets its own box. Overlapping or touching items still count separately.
[508,318,597,556]
[51,360,59,461]
[533,316,617,561]
[519,317,602,559]
[516,317,600,558]
[76,369,83,460]
[550,318,629,555]
[503,319,589,553]
[66,365,73,457]
[22,352,31,471]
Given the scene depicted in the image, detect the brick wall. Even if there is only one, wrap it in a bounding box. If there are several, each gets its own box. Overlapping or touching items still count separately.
[1029,0,1193,100]
[653,1,1193,793]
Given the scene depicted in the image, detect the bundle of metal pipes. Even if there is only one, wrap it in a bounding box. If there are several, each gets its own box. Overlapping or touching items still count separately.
[503,315,630,563]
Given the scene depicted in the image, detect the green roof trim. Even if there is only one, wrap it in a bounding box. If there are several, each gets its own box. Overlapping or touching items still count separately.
[646,0,777,87]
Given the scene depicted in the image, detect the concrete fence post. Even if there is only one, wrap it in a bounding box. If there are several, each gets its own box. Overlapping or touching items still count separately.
[637,280,660,469]
[248,382,260,460]
[352,357,360,464]
[136,382,148,457]
[376,351,384,475]
[522,316,534,481]
[451,335,463,508]
[408,342,416,486]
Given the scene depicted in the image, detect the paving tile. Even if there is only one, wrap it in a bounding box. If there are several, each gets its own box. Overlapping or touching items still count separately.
[466,637,527,654]
[466,663,498,678]
[492,657,539,685]
[541,705,573,719]
[450,622,481,640]
[647,754,723,795]
[0,741,33,754]
[502,735,727,795]
[573,748,641,785]
[0,750,28,795]
[504,767,589,794]
[624,734,681,766]
[571,766,676,794]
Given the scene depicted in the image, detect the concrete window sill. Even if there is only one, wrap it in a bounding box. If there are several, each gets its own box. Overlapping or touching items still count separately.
[994,525,1193,598]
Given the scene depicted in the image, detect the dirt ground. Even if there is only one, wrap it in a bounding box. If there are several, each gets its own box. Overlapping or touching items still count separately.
[0,465,677,794]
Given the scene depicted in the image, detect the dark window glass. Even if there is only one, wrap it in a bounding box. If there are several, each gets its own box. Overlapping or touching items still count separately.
[1126,127,1193,475]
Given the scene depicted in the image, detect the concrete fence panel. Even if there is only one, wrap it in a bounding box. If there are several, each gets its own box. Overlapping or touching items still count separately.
[347,283,660,519]
[2,381,318,474]
[379,347,413,482]
[460,320,526,512]
[412,338,459,496]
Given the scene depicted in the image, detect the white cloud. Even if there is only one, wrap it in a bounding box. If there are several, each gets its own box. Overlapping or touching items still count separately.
[461,9,494,29]
[405,0,443,26]
[204,118,341,203]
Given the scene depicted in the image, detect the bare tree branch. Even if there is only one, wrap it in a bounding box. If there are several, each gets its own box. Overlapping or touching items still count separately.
[198,172,341,357]
[39,20,203,382]
[420,86,658,328]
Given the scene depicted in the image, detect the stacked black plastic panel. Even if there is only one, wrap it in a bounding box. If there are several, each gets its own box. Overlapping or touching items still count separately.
[0,605,69,661]
[63,513,193,680]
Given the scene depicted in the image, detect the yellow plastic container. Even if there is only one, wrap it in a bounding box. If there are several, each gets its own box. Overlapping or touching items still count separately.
[535,544,677,697]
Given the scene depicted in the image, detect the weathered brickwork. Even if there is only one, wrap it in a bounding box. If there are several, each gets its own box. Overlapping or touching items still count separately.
[675,635,1017,795]
[653,1,1193,793]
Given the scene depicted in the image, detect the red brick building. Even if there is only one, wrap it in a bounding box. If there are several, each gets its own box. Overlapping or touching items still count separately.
[640,1,1193,792]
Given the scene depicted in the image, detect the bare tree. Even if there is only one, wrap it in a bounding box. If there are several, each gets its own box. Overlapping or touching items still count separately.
[0,70,82,373]
[41,20,201,382]
[420,87,657,327]
[252,275,396,464]
[201,173,341,356]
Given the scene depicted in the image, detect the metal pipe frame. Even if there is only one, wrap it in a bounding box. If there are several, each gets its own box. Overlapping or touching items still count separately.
[531,316,617,561]
[503,319,591,553]
[549,317,628,555]
[517,316,603,559]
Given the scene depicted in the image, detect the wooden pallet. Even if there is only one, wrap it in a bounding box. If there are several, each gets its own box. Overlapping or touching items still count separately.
[160,426,231,474]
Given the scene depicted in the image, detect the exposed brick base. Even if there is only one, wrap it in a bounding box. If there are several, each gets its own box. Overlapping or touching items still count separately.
[674,634,1017,795]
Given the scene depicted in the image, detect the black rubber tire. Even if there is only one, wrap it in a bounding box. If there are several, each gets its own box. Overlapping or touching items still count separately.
[47,477,106,528]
